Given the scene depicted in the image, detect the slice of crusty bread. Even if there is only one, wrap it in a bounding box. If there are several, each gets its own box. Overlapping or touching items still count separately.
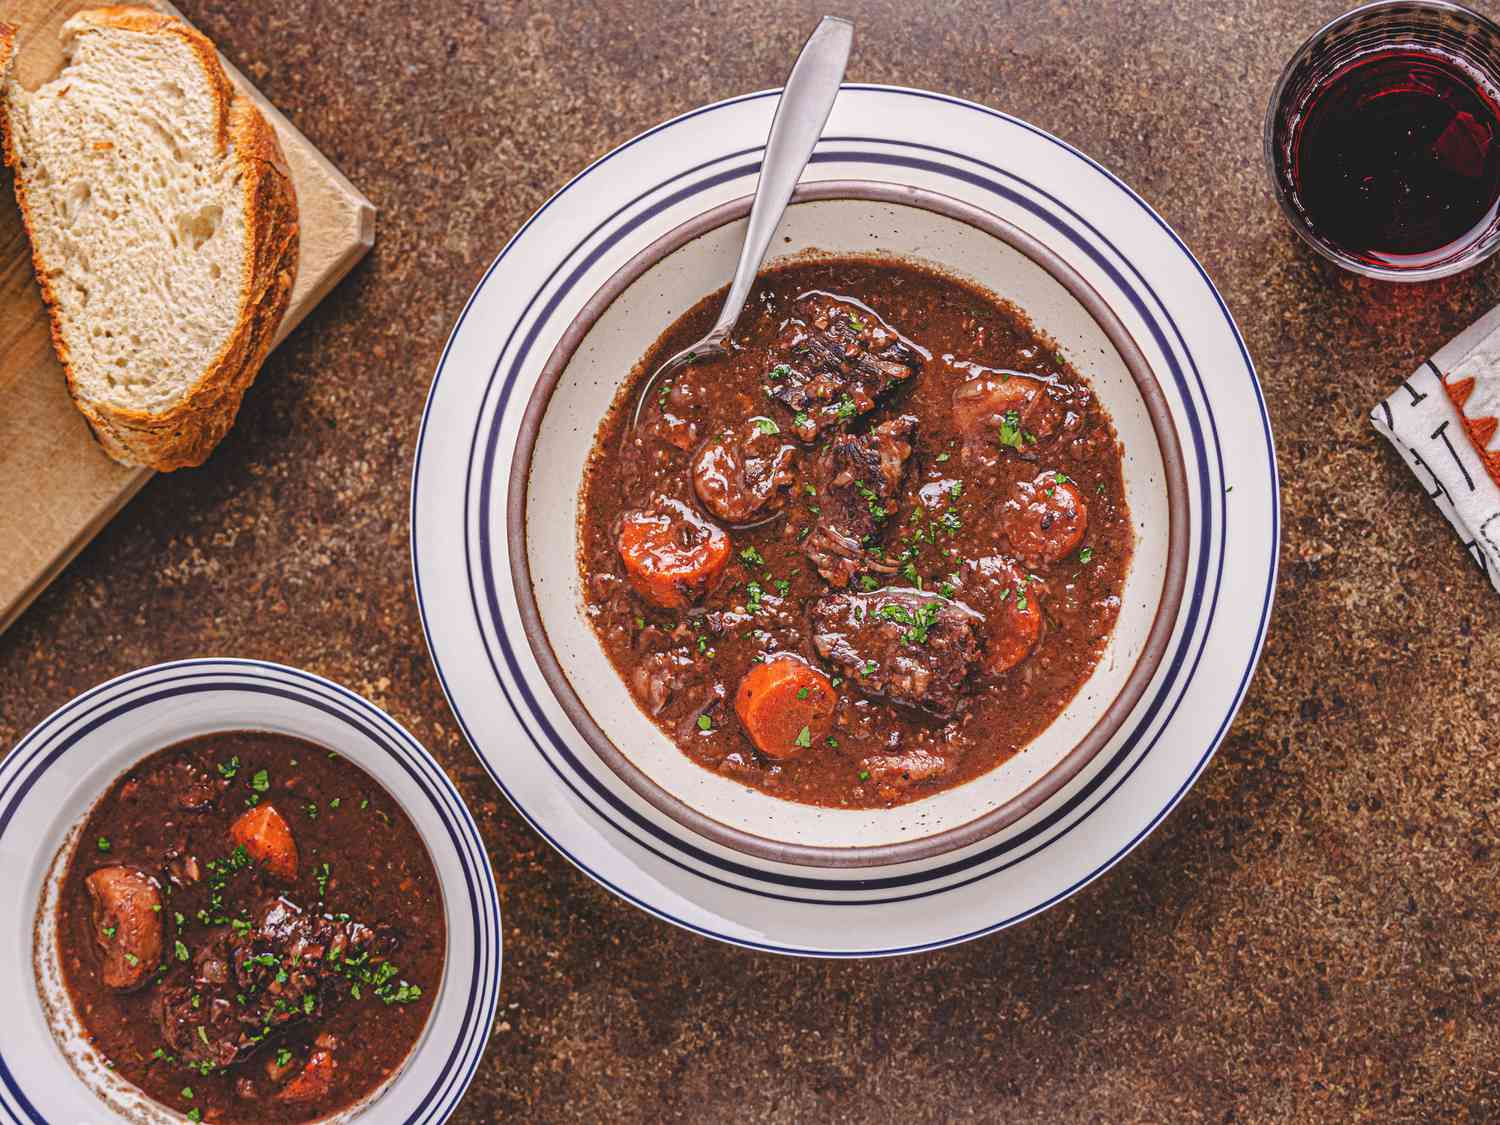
[0,7,298,470]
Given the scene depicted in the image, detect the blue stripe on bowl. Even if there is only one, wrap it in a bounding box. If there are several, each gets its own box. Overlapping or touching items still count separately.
[411,85,1277,952]
[0,660,500,1125]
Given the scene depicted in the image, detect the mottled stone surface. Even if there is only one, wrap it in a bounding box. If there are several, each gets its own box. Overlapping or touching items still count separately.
[5,0,1500,1120]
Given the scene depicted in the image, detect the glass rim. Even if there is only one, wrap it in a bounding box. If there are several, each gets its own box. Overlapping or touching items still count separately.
[1262,0,1500,281]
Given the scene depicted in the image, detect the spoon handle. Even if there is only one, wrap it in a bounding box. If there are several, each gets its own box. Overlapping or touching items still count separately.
[708,16,854,341]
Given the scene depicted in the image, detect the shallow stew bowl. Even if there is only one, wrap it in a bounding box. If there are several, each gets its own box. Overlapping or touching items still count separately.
[3,660,500,1123]
[512,182,1188,868]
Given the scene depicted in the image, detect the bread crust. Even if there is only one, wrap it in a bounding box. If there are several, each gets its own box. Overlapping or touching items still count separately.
[0,5,299,471]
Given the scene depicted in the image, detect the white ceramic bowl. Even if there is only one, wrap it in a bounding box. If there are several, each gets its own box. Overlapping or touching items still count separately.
[0,659,500,1124]
[511,182,1188,868]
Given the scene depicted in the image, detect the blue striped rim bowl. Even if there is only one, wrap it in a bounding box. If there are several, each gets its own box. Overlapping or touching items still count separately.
[508,181,1191,869]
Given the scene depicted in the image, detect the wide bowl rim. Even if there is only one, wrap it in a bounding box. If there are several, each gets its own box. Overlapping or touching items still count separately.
[508,179,1190,869]
[6,657,499,1124]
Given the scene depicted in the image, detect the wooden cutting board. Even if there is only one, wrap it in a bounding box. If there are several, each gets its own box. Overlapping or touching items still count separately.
[0,0,374,633]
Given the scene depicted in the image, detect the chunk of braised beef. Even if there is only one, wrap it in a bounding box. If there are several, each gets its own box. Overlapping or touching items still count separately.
[156,897,375,1068]
[690,417,798,525]
[860,748,957,802]
[767,296,923,440]
[810,588,983,718]
[84,866,163,991]
[802,415,916,587]
[629,648,696,715]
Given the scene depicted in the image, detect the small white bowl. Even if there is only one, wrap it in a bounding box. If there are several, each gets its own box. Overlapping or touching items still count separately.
[511,182,1188,868]
[0,659,501,1124]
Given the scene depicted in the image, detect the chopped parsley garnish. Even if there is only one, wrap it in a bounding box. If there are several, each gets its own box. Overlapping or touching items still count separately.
[880,604,915,626]
[858,770,871,781]
[834,394,858,420]
[382,982,423,1005]
[303,994,316,1015]
[859,575,880,592]
[746,580,765,613]
[103,925,117,939]
[96,836,111,853]
[998,410,1024,450]
[796,686,810,700]
[854,481,888,523]
[216,756,240,780]
[739,545,765,566]
[316,863,331,900]
[124,952,139,966]
[1078,547,1094,564]
[861,660,878,676]
[793,726,812,749]
[753,416,780,435]
[935,452,951,463]
[768,363,790,381]
[879,599,942,645]
[697,715,713,731]
[250,769,270,794]
[276,1047,293,1068]
[175,941,190,962]
[793,410,812,430]
[827,736,839,748]
[181,1086,194,1100]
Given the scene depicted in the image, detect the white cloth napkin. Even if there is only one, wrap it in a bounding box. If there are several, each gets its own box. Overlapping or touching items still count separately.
[1371,304,1500,593]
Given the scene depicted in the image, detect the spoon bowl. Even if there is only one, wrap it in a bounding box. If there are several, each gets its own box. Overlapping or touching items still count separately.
[629,15,852,428]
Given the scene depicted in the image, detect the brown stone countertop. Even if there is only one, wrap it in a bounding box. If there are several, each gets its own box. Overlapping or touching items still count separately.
[4,0,1500,1120]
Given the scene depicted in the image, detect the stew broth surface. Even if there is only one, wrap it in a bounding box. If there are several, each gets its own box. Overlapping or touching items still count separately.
[578,257,1133,809]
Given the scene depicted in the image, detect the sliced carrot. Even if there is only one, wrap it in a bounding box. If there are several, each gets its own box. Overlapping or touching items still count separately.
[734,655,836,760]
[230,803,299,881]
[986,581,1041,674]
[276,1049,336,1103]
[617,505,730,609]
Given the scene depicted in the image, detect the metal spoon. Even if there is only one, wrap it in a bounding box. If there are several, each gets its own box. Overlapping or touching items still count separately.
[630,15,854,428]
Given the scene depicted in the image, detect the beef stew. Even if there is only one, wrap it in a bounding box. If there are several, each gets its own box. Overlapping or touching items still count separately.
[50,732,444,1124]
[578,257,1133,809]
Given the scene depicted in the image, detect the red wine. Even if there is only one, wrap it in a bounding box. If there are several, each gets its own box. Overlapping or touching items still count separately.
[1291,50,1500,266]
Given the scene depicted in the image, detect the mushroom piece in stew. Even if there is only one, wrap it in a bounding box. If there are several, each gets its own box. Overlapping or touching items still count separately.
[50,732,444,1124]
[578,258,1134,808]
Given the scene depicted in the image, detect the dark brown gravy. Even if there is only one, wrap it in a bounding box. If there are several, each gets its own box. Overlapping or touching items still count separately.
[579,257,1132,809]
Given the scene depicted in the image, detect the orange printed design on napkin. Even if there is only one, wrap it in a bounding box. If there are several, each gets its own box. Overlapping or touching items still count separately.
[1445,375,1500,490]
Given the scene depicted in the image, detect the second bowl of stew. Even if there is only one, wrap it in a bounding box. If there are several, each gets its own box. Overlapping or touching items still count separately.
[7,660,500,1123]
[511,181,1189,868]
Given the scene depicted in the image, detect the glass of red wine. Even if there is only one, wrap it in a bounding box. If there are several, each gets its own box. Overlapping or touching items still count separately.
[1266,0,1500,280]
